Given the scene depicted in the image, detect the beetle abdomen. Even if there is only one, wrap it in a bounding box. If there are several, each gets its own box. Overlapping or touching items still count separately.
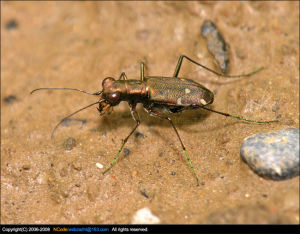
[146,77,214,107]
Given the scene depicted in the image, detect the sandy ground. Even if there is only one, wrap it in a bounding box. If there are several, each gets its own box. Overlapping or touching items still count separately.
[1,1,299,224]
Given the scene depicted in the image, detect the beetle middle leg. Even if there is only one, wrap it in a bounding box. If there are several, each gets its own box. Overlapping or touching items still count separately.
[118,72,128,80]
[173,55,263,78]
[103,102,140,174]
[140,62,145,81]
[144,105,200,186]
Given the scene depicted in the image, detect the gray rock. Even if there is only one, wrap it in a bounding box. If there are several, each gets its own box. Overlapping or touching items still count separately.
[201,19,230,73]
[240,128,299,180]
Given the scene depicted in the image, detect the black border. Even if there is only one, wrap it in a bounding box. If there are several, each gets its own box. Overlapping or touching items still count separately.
[0,224,299,233]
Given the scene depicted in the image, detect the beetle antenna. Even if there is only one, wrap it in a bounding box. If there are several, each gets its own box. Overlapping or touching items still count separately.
[199,106,279,123]
[31,88,102,96]
[50,99,106,139]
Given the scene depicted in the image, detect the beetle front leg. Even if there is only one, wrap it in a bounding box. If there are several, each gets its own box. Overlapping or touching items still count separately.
[103,103,140,174]
[144,106,200,186]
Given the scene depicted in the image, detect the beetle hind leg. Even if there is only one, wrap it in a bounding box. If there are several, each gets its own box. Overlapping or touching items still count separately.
[173,55,263,78]
[144,105,200,186]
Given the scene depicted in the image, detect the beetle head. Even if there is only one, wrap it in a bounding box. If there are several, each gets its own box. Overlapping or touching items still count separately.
[101,77,121,106]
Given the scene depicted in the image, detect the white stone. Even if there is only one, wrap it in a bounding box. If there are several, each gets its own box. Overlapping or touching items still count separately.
[131,207,160,224]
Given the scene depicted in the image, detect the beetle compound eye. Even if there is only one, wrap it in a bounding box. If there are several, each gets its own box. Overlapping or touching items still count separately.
[102,77,116,88]
[107,92,120,104]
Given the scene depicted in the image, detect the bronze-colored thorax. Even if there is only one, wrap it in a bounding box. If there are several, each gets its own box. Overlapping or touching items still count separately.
[98,77,148,115]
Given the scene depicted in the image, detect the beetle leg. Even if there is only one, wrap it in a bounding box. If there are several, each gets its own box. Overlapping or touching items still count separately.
[144,106,186,154]
[173,55,263,78]
[103,102,140,174]
[144,105,200,186]
[140,62,145,81]
[173,55,224,77]
[118,72,128,80]
[173,55,185,77]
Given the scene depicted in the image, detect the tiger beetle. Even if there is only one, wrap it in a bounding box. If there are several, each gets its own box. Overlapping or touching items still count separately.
[31,55,278,186]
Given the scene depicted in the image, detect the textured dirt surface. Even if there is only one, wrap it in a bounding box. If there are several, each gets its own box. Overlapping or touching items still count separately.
[1,1,299,224]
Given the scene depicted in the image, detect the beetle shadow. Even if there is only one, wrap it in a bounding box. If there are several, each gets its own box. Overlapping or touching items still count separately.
[95,104,212,134]
[94,102,254,138]
[196,75,255,86]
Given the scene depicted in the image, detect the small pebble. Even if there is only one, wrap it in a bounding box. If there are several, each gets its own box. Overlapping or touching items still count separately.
[135,132,145,138]
[123,148,130,156]
[96,163,103,169]
[6,19,18,30]
[131,207,160,224]
[3,95,17,104]
[241,128,299,180]
[201,19,230,73]
[64,137,76,151]
[72,161,82,171]
[22,164,31,170]
[171,171,176,176]
[48,177,54,183]
[140,189,149,199]
[169,159,175,164]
